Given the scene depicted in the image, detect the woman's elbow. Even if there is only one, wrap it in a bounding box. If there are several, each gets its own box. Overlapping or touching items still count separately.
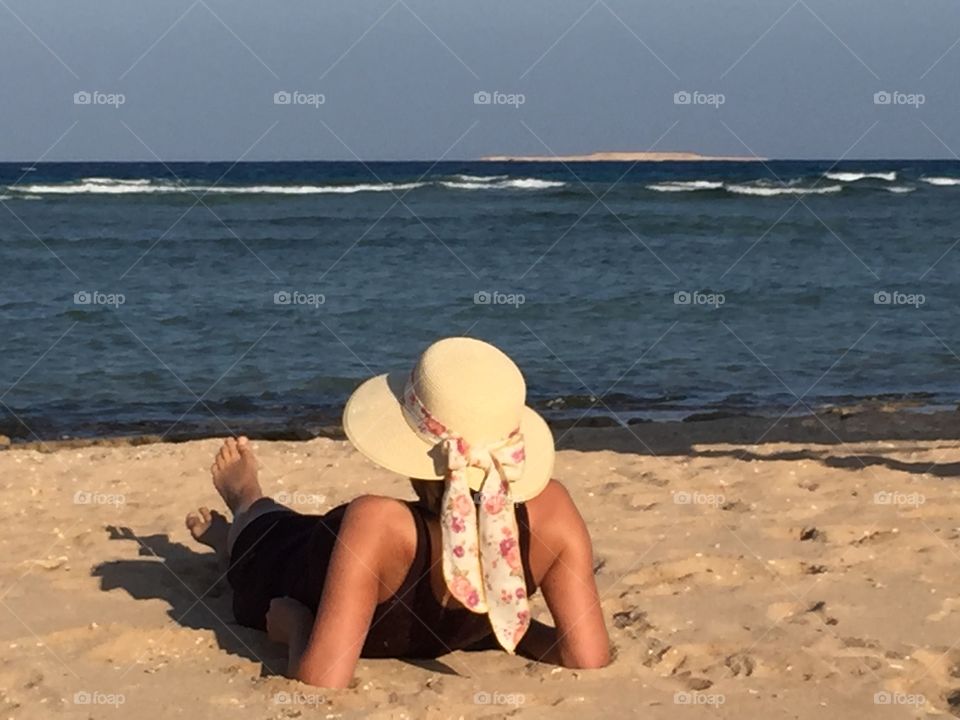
[565,643,612,670]
[294,665,351,690]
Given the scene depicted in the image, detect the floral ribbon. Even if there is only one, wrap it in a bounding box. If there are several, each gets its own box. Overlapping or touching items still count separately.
[402,375,531,653]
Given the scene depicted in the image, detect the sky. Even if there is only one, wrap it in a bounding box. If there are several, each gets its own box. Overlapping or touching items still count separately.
[1,0,958,161]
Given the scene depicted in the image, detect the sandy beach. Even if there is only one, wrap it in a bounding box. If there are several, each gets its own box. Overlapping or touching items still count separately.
[2,410,959,718]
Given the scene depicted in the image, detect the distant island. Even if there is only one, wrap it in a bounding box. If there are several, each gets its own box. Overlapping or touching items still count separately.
[480,151,763,162]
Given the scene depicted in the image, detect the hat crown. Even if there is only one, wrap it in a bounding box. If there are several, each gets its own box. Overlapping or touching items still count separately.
[411,338,525,446]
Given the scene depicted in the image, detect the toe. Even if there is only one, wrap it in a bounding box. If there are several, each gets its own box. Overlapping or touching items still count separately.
[199,507,212,524]
[238,436,254,457]
[186,511,211,539]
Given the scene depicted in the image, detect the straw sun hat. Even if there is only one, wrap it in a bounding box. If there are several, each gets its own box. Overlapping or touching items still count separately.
[343,337,555,502]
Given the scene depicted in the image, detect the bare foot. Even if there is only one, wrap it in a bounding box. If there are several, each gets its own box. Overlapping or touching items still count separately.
[210,436,263,516]
[185,506,230,565]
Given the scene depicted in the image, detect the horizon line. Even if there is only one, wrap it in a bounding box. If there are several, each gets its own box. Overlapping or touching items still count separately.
[3,157,960,164]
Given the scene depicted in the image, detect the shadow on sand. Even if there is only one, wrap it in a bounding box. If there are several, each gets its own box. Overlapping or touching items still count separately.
[92,525,285,675]
[91,526,466,678]
[557,408,960,479]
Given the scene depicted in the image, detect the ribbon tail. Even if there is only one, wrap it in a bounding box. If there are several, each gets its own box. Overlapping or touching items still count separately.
[440,466,488,613]
[478,467,531,654]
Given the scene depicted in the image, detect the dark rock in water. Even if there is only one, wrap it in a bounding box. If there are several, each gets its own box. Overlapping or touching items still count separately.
[548,416,620,430]
[627,417,653,425]
[682,411,753,423]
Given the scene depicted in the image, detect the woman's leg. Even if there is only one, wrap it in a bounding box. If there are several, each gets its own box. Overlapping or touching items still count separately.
[185,436,290,560]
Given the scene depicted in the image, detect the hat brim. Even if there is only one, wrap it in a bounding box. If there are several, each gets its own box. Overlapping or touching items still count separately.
[343,372,554,502]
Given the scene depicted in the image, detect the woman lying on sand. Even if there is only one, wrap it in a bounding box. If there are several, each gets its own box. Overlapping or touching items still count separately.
[184,337,610,688]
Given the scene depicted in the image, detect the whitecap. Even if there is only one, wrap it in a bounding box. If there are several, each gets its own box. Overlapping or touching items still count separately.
[885,186,915,194]
[441,177,565,191]
[80,177,153,186]
[502,178,565,189]
[647,180,724,193]
[824,171,896,182]
[448,174,509,183]
[726,184,843,197]
[921,177,960,186]
[7,180,429,195]
[200,182,428,195]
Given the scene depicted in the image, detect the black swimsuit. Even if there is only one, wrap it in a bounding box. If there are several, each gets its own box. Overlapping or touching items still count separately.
[226,499,538,658]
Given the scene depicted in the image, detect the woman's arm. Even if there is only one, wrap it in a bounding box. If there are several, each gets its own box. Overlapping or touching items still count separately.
[529,482,611,669]
[515,618,563,664]
[266,597,315,674]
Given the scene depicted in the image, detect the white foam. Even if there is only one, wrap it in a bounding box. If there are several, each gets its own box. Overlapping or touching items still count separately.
[449,174,508,183]
[80,177,152,186]
[503,178,565,189]
[7,175,567,196]
[647,180,724,193]
[921,177,960,187]
[823,171,896,182]
[0,195,11,201]
[441,177,565,191]
[7,180,428,195]
[200,182,428,195]
[726,183,843,197]
[9,182,183,195]
[885,186,915,194]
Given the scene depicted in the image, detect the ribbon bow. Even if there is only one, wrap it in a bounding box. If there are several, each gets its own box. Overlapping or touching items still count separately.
[403,377,531,652]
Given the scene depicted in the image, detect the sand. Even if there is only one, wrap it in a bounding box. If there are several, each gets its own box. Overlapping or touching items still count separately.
[2,415,959,718]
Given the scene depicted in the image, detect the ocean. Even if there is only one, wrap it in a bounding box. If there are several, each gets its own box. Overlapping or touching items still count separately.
[1,160,959,441]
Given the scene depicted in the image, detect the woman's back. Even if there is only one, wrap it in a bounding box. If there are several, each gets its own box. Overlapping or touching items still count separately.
[196,337,610,687]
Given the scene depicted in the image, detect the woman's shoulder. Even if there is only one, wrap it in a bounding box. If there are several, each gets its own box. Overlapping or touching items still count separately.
[340,494,419,561]
[523,480,584,540]
[525,478,576,513]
